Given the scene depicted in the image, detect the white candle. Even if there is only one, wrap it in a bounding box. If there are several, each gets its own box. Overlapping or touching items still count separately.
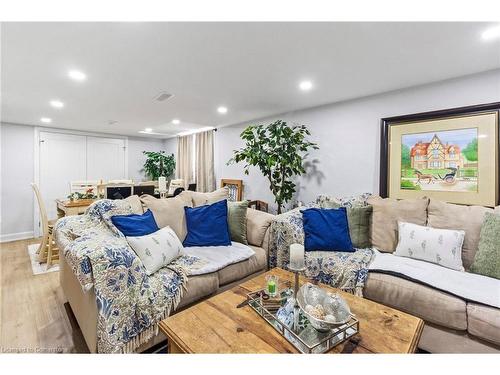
[158,176,167,192]
[289,243,305,269]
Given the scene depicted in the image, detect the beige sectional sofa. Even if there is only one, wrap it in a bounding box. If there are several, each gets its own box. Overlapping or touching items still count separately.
[58,191,274,353]
[363,196,500,353]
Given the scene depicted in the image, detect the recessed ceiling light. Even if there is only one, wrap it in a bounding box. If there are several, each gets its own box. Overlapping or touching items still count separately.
[482,25,500,41]
[50,100,64,109]
[299,80,313,91]
[68,69,87,81]
[172,119,180,125]
[40,117,52,123]
[144,128,153,133]
[217,106,228,114]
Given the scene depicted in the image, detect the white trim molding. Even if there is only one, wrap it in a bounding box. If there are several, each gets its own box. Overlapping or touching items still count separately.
[0,231,35,243]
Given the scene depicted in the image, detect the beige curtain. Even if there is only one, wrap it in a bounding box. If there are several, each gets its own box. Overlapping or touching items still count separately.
[195,130,216,192]
[176,135,193,186]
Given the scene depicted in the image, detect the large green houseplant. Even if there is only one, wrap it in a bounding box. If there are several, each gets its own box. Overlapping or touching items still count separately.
[142,151,176,180]
[228,120,318,214]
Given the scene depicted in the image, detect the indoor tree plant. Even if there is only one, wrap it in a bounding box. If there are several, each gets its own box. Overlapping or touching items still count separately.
[228,120,318,214]
[142,151,176,182]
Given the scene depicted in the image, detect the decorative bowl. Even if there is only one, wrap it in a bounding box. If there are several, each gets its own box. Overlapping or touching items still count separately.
[296,282,352,332]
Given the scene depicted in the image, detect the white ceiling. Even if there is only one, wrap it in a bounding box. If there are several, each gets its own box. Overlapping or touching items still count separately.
[2,22,500,138]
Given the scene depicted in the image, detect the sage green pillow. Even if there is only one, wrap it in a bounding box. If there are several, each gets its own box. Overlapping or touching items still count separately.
[227,201,248,245]
[470,212,500,279]
[323,202,372,249]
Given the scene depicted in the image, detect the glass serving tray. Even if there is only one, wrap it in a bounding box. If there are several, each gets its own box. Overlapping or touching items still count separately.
[246,289,359,354]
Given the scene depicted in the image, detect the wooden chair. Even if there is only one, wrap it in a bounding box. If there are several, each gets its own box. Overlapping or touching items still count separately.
[70,180,100,194]
[168,179,185,195]
[31,183,59,268]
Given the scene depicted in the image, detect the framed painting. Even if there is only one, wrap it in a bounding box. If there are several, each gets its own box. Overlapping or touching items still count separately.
[220,179,243,201]
[380,102,500,207]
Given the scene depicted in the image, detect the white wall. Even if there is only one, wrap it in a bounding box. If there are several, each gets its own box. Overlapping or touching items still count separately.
[0,123,35,240]
[215,69,500,211]
[163,137,177,156]
[0,124,169,241]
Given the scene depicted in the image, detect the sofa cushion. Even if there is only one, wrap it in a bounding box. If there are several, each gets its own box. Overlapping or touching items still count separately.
[227,201,248,244]
[364,272,467,330]
[246,208,274,247]
[470,212,500,280]
[427,199,493,270]
[176,272,219,309]
[369,250,500,308]
[178,187,229,207]
[140,194,192,241]
[367,196,429,253]
[124,195,144,214]
[217,246,267,286]
[467,303,500,346]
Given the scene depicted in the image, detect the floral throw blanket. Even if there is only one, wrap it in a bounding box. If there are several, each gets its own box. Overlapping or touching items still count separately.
[269,194,374,296]
[55,200,204,353]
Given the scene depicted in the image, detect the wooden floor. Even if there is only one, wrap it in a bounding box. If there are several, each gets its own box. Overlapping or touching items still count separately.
[0,238,88,353]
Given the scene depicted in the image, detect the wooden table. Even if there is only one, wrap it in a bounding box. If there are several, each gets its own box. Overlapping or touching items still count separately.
[159,268,424,354]
[56,199,95,218]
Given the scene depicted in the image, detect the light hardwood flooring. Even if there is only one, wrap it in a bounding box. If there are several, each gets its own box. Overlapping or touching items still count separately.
[0,238,88,353]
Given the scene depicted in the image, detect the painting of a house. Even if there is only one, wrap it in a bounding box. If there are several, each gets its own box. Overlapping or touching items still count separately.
[410,134,464,170]
[400,128,478,193]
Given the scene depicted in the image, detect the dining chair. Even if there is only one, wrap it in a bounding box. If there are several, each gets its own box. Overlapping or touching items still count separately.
[31,183,59,268]
[173,187,185,197]
[168,179,185,195]
[70,180,99,194]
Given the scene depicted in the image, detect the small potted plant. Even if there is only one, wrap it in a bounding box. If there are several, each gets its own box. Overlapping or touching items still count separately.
[67,188,98,201]
[142,151,176,187]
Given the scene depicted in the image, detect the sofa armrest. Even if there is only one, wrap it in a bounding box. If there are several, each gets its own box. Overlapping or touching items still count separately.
[268,207,304,268]
[246,208,274,250]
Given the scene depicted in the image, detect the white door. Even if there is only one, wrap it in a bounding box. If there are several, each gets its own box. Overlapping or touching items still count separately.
[38,132,87,226]
[86,137,126,181]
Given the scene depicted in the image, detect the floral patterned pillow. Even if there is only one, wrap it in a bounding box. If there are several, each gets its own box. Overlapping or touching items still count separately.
[395,221,465,271]
[316,193,372,209]
[126,226,185,275]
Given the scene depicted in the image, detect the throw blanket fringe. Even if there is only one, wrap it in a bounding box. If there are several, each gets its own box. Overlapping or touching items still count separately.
[121,269,188,353]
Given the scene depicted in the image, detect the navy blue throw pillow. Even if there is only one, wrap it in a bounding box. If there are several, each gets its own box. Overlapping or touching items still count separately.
[183,199,231,247]
[111,209,159,237]
[302,207,354,252]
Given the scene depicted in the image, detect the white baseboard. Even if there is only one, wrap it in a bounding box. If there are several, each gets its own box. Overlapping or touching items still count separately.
[0,231,35,243]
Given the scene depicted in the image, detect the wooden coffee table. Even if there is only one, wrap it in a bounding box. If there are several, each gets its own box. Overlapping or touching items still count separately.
[159,268,424,353]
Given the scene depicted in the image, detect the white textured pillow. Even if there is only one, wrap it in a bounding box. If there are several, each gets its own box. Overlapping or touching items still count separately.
[127,226,184,275]
[395,221,465,271]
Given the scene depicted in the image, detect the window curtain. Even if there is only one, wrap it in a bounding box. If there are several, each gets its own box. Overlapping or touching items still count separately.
[195,130,215,192]
[176,135,193,186]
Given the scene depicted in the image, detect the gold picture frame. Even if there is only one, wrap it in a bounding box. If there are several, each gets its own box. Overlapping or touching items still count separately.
[220,179,243,201]
[380,103,500,207]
